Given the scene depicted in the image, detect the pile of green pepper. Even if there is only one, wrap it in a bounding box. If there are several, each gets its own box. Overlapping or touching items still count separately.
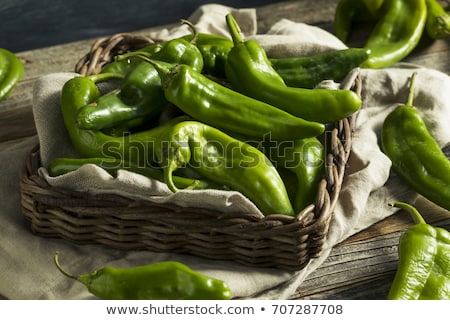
[334,0,450,68]
[53,14,365,217]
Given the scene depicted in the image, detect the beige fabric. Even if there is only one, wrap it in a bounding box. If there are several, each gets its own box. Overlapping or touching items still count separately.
[1,4,449,300]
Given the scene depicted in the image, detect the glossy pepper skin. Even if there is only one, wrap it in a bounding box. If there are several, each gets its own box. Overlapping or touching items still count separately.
[387,202,450,300]
[181,32,234,77]
[60,73,186,167]
[48,157,228,191]
[267,138,325,213]
[382,73,450,211]
[224,14,362,124]
[0,48,24,100]
[144,58,325,140]
[153,120,295,216]
[270,48,370,89]
[76,61,168,131]
[77,27,205,132]
[54,252,232,300]
[425,0,450,39]
[362,0,427,68]
[334,0,381,42]
[122,20,204,73]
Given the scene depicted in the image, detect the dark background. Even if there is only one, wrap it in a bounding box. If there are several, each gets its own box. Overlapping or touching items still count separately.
[0,0,279,52]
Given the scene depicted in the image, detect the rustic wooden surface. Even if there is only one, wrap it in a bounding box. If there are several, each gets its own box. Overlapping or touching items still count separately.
[1,0,449,300]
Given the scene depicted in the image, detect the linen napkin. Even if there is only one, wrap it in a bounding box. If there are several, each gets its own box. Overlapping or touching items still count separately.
[1,3,449,300]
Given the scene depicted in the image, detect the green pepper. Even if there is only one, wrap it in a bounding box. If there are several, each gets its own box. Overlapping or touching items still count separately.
[0,48,24,101]
[266,137,325,213]
[361,0,427,68]
[153,120,295,216]
[382,72,450,211]
[425,0,450,39]
[60,73,186,166]
[100,43,162,75]
[334,0,381,42]
[387,202,450,300]
[48,157,227,190]
[141,57,324,140]
[77,25,206,132]
[269,48,370,89]
[224,14,362,124]
[182,32,234,77]
[54,252,232,300]
[120,20,204,73]
[76,61,168,131]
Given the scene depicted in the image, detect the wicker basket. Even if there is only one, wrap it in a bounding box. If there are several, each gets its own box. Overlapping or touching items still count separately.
[20,33,362,271]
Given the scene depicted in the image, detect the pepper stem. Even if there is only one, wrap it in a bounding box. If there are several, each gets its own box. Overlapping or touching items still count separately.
[226,13,244,45]
[389,202,427,225]
[180,19,199,45]
[406,72,417,107]
[54,251,79,280]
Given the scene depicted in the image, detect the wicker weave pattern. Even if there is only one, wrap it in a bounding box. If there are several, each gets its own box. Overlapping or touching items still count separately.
[20,33,361,271]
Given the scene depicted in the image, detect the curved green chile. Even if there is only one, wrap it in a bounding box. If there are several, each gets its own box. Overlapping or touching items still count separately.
[382,73,450,211]
[76,61,167,130]
[147,58,324,140]
[425,0,450,39]
[361,0,427,68]
[48,157,227,190]
[154,120,295,216]
[270,48,370,89]
[387,202,450,300]
[0,48,24,100]
[60,74,186,167]
[224,14,362,124]
[267,138,325,213]
[54,252,232,300]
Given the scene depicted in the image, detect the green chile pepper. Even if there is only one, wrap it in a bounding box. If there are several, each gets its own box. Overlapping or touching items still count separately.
[143,58,324,140]
[75,89,152,132]
[425,0,450,39]
[387,202,450,300]
[0,48,24,100]
[334,0,380,43]
[224,14,362,124]
[48,157,227,190]
[270,48,370,89]
[76,61,168,131]
[78,27,205,132]
[361,0,427,68]
[153,120,295,216]
[382,72,450,211]
[101,43,161,75]
[54,252,232,300]
[266,137,325,213]
[182,32,234,77]
[121,20,204,73]
[60,73,186,167]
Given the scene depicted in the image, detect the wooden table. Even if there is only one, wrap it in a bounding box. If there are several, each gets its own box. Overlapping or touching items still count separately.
[1,0,449,299]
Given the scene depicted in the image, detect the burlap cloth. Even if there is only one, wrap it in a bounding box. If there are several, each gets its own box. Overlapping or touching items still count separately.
[1,4,449,299]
